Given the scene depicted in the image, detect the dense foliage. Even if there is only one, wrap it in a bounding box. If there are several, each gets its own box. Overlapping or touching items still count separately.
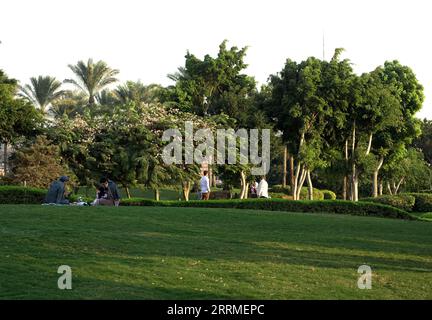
[1,40,430,203]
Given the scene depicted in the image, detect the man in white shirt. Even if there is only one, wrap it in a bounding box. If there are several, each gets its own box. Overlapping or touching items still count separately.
[257,176,269,198]
[200,170,211,200]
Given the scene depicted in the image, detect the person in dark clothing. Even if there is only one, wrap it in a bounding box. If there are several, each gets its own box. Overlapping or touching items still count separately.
[45,176,70,205]
[93,177,121,206]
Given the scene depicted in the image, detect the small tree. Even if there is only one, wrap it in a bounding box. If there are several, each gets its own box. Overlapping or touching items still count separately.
[9,136,74,188]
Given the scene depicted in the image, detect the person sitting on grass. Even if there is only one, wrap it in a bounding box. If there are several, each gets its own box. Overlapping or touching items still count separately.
[92,177,121,206]
[44,176,71,205]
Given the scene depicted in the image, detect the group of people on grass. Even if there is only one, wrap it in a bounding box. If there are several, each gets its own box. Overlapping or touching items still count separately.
[44,171,269,205]
[44,176,121,206]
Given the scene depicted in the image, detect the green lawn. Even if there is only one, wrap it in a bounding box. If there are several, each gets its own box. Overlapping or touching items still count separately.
[0,205,431,299]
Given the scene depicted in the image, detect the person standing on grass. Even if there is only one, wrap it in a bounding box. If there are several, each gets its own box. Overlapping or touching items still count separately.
[200,170,211,200]
[93,177,121,206]
[44,176,71,205]
[257,176,270,199]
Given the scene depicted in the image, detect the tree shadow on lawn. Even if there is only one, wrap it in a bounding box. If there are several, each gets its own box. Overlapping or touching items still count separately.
[1,277,236,300]
[20,232,432,274]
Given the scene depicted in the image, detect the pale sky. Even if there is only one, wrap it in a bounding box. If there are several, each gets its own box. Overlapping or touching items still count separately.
[1,0,431,118]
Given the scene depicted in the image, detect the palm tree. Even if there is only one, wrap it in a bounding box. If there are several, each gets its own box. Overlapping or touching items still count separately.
[19,76,64,114]
[49,90,88,119]
[65,58,119,105]
[114,81,162,104]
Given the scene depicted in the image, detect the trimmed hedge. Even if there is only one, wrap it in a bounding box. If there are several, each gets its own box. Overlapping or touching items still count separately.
[0,186,46,204]
[0,185,417,220]
[270,185,290,193]
[120,198,415,220]
[269,185,324,200]
[0,186,94,204]
[362,195,416,212]
[406,193,432,212]
[269,192,291,199]
[322,190,337,200]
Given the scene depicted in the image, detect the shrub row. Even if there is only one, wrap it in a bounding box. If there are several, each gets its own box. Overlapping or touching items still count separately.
[0,186,46,204]
[365,193,432,213]
[270,185,326,200]
[0,186,95,204]
[121,198,415,220]
[406,193,432,212]
[362,195,416,212]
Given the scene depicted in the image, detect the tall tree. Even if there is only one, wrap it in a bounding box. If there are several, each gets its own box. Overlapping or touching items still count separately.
[19,76,64,114]
[414,119,432,165]
[266,57,330,200]
[0,70,43,174]
[166,40,256,124]
[368,61,424,197]
[87,104,157,198]
[65,59,119,105]
[346,72,401,201]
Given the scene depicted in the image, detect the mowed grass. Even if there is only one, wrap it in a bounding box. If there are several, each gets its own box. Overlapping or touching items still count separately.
[0,205,431,299]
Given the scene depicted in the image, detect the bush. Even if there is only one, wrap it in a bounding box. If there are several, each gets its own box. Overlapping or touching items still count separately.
[322,190,337,200]
[120,198,415,220]
[0,185,95,204]
[362,195,416,212]
[269,185,324,200]
[270,185,290,194]
[0,186,46,204]
[406,193,432,212]
[69,194,94,203]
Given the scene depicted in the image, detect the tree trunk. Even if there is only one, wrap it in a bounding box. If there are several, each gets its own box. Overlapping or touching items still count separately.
[350,123,359,202]
[292,133,305,200]
[366,133,373,156]
[125,186,131,199]
[182,181,191,201]
[343,176,348,200]
[352,173,359,202]
[290,155,295,190]
[296,167,307,200]
[3,142,8,175]
[154,189,160,201]
[239,170,247,199]
[283,146,287,187]
[292,163,301,200]
[89,94,95,105]
[379,179,383,196]
[387,182,393,195]
[343,139,349,200]
[394,177,404,195]
[209,165,216,188]
[372,156,384,198]
[244,183,249,199]
[306,170,313,200]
